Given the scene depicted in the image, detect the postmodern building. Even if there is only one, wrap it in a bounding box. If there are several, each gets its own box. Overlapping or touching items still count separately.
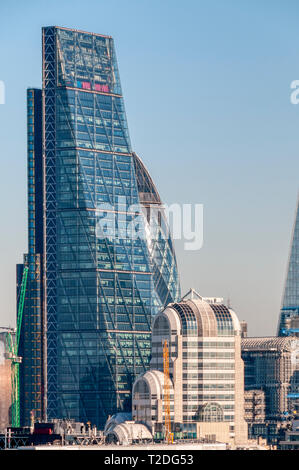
[132,291,248,445]
[18,26,180,427]
[242,337,299,421]
[278,197,299,336]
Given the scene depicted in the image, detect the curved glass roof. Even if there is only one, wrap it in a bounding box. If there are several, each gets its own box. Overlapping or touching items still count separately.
[133,153,161,205]
[242,336,299,352]
[171,302,198,335]
[209,304,234,336]
[133,153,181,308]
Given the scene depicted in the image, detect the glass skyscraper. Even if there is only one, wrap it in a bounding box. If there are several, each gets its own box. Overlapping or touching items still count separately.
[278,197,299,336]
[19,26,180,428]
[18,89,44,426]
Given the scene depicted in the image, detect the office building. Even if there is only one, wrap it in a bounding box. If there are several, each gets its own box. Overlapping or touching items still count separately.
[132,290,248,445]
[18,26,180,427]
[242,337,299,421]
[18,88,44,426]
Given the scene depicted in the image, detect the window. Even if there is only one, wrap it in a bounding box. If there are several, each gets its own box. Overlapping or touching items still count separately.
[197,402,224,422]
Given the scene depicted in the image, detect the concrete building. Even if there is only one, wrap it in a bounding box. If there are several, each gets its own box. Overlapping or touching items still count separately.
[242,337,299,421]
[0,329,13,431]
[132,290,248,445]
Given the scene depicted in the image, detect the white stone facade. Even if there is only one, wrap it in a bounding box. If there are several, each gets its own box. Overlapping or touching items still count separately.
[132,294,248,445]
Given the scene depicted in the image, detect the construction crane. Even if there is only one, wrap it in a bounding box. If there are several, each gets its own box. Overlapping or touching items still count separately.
[5,266,28,427]
[163,339,173,444]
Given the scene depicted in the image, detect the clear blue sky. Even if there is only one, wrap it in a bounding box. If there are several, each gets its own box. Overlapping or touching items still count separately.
[0,0,298,336]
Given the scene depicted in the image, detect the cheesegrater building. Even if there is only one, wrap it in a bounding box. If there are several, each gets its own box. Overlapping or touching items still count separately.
[18,26,180,428]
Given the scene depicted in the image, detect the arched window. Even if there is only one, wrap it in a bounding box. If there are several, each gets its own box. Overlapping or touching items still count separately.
[209,304,234,336]
[172,303,197,336]
[197,402,224,422]
[133,379,150,400]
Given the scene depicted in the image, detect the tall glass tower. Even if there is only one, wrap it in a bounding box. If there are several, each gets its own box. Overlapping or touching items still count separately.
[18,89,44,426]
[19,26,180,428]
[278,197,299,336]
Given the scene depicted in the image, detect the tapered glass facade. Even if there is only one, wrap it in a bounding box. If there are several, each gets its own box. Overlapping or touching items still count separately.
[41,26,180,427]
[278,198,299,336]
